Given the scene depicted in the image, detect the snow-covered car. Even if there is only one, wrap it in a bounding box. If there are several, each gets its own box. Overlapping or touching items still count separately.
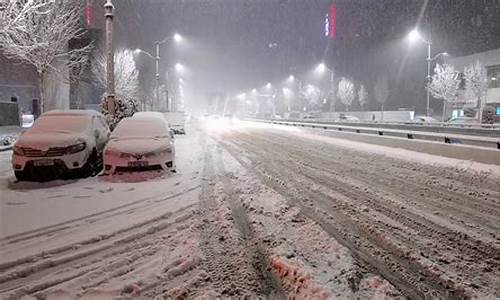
[22,114,35,128]
[103,117,175,175]
[164,112,186,134]
[133,111,174,138]
[337,114,360,122]
[12,110,110,181]
[413,116,439,123]
[448,117,478,124]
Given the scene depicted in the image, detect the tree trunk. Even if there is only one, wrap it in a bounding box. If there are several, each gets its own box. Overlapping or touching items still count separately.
[38,72,45,114]
[478,96,483,123]
[442,100,447,122]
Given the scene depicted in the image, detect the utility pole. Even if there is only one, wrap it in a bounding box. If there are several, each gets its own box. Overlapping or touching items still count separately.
[104,0,115,117]
[329,69,335,113]
[426,41,432,117]
[154,42,160,111]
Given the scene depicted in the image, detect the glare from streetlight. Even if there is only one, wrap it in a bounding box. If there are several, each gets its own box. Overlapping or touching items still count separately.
[237,93,246,100]
[288,75,295,81]
[408,28,422,43]
[134,48,141,54]
[175,63,184,73]
[315,63,326,73]
[252,88,257,94]
[266,82,272,89]
[173,33,183,43]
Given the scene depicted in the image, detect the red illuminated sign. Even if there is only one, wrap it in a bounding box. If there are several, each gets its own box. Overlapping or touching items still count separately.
[329,4,337,39]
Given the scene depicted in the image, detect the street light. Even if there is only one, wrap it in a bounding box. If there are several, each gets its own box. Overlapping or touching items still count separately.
[315,62,335,113]
[175,63,185,73]
[173,33,183,43]
[104,0,115,117]
[407,27,448,117]
[315,63,326,74]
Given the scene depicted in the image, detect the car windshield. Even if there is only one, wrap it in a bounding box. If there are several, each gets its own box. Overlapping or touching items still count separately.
[111,118,168,138]
[29,115,90,134]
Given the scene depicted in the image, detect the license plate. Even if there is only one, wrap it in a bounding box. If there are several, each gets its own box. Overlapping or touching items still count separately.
[33,159,54,166]
[128,161,148,167]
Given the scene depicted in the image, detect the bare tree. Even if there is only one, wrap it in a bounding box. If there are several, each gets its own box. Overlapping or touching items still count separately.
[300,84,321,110]
[0,0,91,112]
[0,0,49,35]
[93,49,140,128]
[428,64,460,122]
[463,61,488,123]
[374,76,389,120]
[337,78,355,112]
[358,84,368,111]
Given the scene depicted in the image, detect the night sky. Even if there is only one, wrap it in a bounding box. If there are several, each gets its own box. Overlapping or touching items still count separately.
[107,0,500,113]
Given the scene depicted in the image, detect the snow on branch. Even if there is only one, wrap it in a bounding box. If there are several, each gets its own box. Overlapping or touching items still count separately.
[0,0,92,76]
[337,77,354,112]
[427,63,461,105]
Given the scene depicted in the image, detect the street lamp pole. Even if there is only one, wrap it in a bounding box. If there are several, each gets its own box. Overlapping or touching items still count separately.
[104,0,115,117]
[426,41,432,117]
[329,68,335,113]
[154,41,160,111]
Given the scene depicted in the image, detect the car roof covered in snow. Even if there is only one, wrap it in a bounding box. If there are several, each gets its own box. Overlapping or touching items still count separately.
[112,117,171,138]
[43,110,104,118]
[133,112,170,126]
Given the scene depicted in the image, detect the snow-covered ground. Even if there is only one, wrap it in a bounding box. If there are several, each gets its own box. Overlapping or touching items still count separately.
[0,119,499,298]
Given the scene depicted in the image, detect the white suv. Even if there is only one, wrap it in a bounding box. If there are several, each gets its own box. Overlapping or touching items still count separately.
[12,110,110,181]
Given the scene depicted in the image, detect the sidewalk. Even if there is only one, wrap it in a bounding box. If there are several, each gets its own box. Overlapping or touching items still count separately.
[0,126,23,151]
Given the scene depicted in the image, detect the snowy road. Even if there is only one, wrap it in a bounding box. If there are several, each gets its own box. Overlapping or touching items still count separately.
[1,120,499,299]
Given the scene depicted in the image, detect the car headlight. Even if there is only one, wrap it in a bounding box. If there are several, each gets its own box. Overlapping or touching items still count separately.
[66,142,86,154]
[13,145,24,156]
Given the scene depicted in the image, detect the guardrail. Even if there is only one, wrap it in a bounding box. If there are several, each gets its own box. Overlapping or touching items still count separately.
[275,118,500,138]
[256,119,500,150]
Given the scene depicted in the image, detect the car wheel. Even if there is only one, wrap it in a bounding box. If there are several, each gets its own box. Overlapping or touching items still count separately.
[82,149,101,177]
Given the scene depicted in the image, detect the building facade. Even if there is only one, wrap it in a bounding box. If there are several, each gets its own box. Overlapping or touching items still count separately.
[446,48,500,122]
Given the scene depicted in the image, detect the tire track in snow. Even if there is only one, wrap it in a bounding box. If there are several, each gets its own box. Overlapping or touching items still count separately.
[0,194,199,298]
[219,134,475,299]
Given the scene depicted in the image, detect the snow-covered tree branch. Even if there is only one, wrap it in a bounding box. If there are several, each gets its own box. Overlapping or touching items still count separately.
[93,49,140,128]
[463,61,488,122]
[0,0,92,112]
[427,63,460,121]
[358,84,368,111]
[337,78,355,112]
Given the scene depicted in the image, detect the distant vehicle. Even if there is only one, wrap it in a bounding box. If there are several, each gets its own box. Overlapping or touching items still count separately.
[413,116,439,123]
[164,112,186,134]
[103,117,175,175]
[303,114,315,119]
[12,110,110,181]
[337,114,360,122]
[21,114,34,128]
[448,116,478,124]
